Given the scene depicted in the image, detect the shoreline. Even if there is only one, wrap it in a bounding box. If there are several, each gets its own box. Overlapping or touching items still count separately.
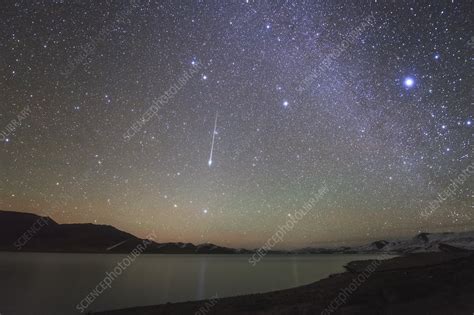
[94,251,474,315]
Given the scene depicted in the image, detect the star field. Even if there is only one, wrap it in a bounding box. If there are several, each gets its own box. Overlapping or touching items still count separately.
[0,0,472,249]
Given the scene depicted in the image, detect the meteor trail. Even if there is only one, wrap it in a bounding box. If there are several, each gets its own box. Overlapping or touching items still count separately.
[208,112,218,167]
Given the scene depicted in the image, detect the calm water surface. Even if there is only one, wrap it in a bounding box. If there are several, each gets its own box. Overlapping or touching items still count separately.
[0,253,390,314]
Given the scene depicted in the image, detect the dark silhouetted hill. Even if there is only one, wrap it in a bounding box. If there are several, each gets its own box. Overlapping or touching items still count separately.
[0,210,250,254]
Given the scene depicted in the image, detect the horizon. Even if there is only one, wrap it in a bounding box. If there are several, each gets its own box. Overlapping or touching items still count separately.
[2,208,473,250]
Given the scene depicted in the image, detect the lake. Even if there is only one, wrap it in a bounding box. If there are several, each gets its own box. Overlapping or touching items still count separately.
[0,253,390,314]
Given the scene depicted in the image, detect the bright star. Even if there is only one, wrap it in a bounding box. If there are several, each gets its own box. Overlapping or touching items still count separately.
[203,209,208,214]
[283,100,289,107]
[403,77,415,88]
[467,120,472,126]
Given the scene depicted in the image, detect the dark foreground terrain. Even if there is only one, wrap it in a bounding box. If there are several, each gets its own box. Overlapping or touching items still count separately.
[95,251,474,315]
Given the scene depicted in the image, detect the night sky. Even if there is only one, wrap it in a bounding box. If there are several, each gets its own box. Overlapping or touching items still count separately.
[1,0,472,249]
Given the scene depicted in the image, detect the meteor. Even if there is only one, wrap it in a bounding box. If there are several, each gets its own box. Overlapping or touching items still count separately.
[208,111,218,167]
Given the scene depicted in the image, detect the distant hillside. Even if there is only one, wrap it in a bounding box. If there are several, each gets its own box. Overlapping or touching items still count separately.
[0,210,250,254]
[297,231,474,254]
[365,231,474,253]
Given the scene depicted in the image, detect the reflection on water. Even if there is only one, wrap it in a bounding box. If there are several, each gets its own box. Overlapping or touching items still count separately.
[0,253,390,315]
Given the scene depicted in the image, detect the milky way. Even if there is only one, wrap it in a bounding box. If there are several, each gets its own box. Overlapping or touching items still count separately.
[0,0,472,248]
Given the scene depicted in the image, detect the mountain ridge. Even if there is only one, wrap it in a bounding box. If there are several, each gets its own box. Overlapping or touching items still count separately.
[1,210,472,254]
[0,210,248,254]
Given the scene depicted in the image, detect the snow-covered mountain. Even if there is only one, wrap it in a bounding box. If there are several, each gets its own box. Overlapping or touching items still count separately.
[352,231,474,254]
